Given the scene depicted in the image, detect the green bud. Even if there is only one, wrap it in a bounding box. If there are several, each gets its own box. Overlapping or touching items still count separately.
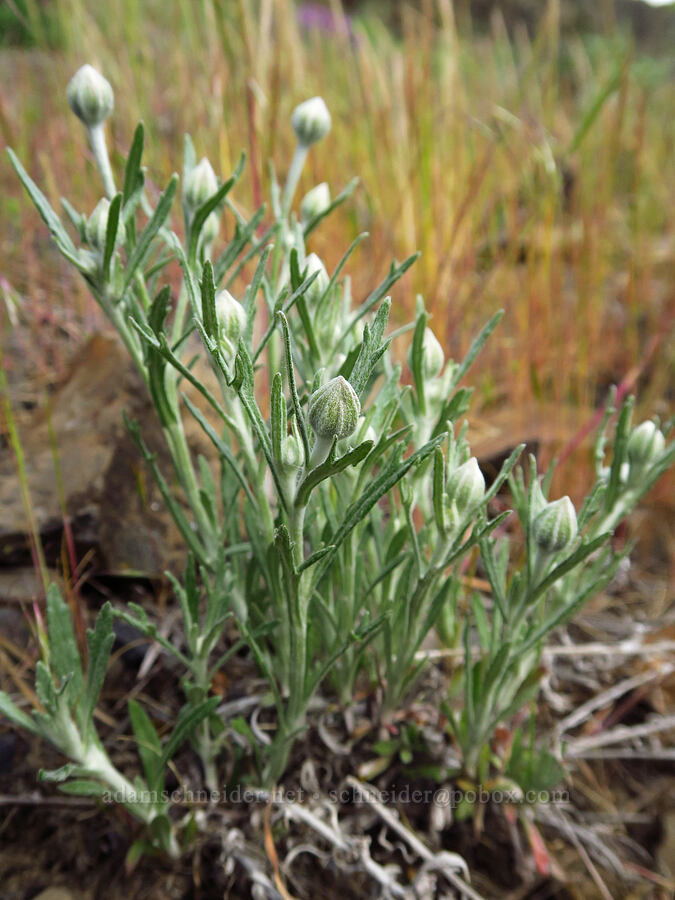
[446,457,485,514]
[281,434,303,471]
[304,253,330,303]
[202,211,220,246]
[215,290,246,356]
[627,421,665,469]
[301,182,331,221]
[183,157,218,213]
[67,64,114,127]
[291,97,331,147]
[533,496,578,554]
[354,415,377,446]
[281,228,296,254]
[85,198,122,253]
[308,375,360,441]
[421,328,444,378]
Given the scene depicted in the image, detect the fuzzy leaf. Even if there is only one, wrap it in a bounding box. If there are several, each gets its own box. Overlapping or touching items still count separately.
[0,691,41,736]
[122,173,178,294]
[46,585,84,703]
[129,699,164,792]
[82,602,115,732]
[123,123,145,204]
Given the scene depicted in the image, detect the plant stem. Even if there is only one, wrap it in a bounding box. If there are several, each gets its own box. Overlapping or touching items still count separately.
[88,124,116,200]
[191,653,219,793]
[281,143,309,218]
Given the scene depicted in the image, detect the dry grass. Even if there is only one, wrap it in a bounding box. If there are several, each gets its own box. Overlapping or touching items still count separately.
[1,0,673,513]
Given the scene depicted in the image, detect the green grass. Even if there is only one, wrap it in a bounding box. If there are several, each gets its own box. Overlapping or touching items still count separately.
[2,0,673,504]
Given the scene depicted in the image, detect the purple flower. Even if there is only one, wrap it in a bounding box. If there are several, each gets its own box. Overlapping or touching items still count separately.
[297,3,356,41]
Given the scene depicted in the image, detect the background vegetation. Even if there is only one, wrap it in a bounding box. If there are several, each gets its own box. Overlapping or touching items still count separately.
[2,1,673,522]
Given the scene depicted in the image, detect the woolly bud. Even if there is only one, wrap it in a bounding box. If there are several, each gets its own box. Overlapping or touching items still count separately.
[281,228,296,254]
[291,97,331,146]
[67,64,114,127]
[304,253,330,303]
[215,290,246,356]
[308,376,360,441]
[85,198,122,252]
[183,157,218,213]
[447,457,485,514]
[281,435,303,471]
[627,421,665,469]
[301,182,331,221]
[533,497,578,555]
[202,211,220,246]
[354,416,377,446]
[421,328,444,378]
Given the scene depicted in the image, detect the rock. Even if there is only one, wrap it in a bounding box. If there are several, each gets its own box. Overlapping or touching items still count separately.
[31,890,78,900]
[0,567,62,603]
[0,334,184,576]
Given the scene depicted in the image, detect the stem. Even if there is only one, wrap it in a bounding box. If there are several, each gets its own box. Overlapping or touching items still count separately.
[88,124,116,200]
[230,396,276,547]
[290,503,306,570]
[165,418,217,561]
[171,281,190,344]
[281,143,309,218]
[191,652,219,793]
[309,435,333,469]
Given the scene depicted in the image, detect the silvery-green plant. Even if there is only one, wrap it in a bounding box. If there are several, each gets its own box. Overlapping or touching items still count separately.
[444,401,674,784]
[3,64,673,859]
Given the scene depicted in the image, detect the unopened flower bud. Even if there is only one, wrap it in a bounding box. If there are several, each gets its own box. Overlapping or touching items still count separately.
[202,211,220,246]
[281,228,296,254]
[627,421,665,469]
[67,64,114,127]
[533,496,577,554]
[215,290,246,356]
[308,375,360,441]
[85,198,122,252]
[301,182,331,221]
[304,253,330,303]
[183,157,218,213]
[447,457,485,513]
[291,97,331,147]
[281,435,303,471]
[421,328,444,378]
[354,416,377,446]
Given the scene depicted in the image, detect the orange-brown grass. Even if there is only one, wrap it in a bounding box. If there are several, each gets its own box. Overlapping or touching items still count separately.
[1,0,673,530]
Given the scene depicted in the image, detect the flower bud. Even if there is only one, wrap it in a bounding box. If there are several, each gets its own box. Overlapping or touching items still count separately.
[281,227,296,254]
[183,157,218,213]
[67,65,114,127]
[281,434,303,471]
[215,290,246,356]
[421,328,444,378]
[304,253,330,303]
[291,97,331,147]
[446,457,485,514]
[85,198,122,253]
[354,416,377,446]
[202,211,220,246]
[533,496,577,555]
[301,182,331,221]
[627,421,665,469]
[308,375,360,441]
